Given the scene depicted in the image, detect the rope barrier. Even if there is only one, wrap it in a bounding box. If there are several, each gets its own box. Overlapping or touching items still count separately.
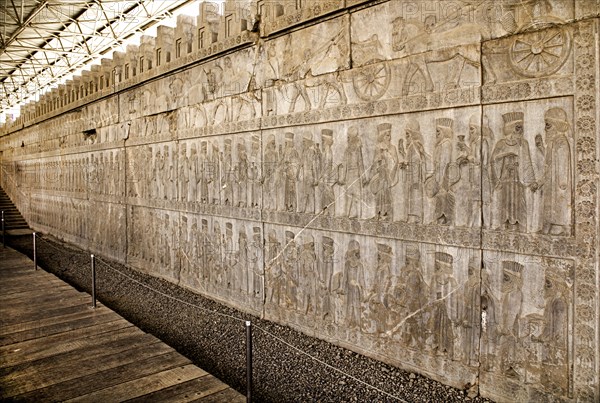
[253,324,406,402]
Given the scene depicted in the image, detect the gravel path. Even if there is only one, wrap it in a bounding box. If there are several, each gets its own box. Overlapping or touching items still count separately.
[8,234,492,402]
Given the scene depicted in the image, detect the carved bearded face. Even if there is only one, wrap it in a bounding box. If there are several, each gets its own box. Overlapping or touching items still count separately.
[469,124,479,138]
[501,270,521,292]
[435,126,451,144]
[503,121,523,144]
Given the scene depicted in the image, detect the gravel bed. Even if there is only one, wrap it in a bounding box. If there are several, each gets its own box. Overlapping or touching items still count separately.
[8,234,493,402]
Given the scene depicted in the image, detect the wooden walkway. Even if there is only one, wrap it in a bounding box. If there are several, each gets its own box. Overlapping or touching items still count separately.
[0,246,244,402]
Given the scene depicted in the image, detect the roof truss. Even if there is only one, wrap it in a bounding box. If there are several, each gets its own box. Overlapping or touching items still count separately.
[0,0,193,113]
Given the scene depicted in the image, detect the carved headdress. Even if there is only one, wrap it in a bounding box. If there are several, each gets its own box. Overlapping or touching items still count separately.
[405,245,421,261]
[268,229,278,243]
[435,252,453,273]
[502,112,524,125]
[376,243,393,257]
[377,123,392,142]
[435,118,454,130]
[502,260,523,277]
[406,119,420,134]
[544,107,570,133]
[347,239,360,252]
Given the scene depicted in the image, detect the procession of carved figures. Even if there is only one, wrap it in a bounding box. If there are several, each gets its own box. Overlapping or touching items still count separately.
[128,209,264,307]
[12,151,124,196]
[29,195,125,255]
[124,206,575,389]
[122,102,574,237]
[0,1,596,401]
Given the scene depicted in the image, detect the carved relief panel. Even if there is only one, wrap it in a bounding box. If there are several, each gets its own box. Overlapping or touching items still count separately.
[81,97,119,130]
[1,4,597,403]
[177,213,264,314]
[260,106,484,230]
[350,0,484,100]
[262,225,482,387]
[125,143,177,203]
[258,14,350,115]
[482,97,574,238]
[479,252,574,402]
[127,205,181,282]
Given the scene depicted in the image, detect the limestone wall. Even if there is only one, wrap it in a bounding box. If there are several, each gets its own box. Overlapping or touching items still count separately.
[1,1,599,401]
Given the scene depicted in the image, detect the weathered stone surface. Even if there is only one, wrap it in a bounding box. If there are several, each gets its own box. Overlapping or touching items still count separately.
[1,1,598,402]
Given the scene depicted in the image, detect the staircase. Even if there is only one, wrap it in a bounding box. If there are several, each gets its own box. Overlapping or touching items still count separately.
[0,186,29,231]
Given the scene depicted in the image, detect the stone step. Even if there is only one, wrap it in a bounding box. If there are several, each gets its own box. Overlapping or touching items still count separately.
[0,186,29,231]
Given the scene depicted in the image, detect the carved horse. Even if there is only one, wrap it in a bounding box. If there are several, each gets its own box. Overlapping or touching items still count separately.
[393,17,486,95]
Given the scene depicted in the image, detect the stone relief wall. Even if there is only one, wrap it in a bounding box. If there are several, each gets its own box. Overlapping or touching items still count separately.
[1,1,598,401]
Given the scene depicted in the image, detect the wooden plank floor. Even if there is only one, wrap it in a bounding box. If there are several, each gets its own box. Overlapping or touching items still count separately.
[0,246,245,402]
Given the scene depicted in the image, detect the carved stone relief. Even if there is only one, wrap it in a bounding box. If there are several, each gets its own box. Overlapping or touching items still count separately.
[483,97,574,236]
[0,4,597,402]
[479,253,574,401]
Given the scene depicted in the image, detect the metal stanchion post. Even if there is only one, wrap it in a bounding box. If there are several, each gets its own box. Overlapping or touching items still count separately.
[246,320,253,403]
[91,254,96,308]
[33,232,37,270]
[2,211,5,248]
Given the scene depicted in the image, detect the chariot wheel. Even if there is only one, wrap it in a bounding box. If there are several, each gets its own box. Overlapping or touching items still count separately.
[509,23,571,78]
[352,59,391,101]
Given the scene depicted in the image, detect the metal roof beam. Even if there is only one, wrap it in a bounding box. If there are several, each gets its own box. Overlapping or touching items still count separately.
[0,0,49,56]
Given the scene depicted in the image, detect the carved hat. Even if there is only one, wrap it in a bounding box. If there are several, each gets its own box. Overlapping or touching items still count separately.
[202,219,208,228]
[239,230,247,239]
[285,230,295,241]
[377,243,393,256]
[502,260,523,277]
[434,252,453,268]
[502,112,524,125]
[201,141,207,151]
[304,234,314,248]
[253,226,261,236]
[406,119,420,133]
[322,236,334,247]
[544,107,569,132]
[321,129,333,138]
[303,131,313,142]
[252,135,260,147]
[285,132,294,141]
[468,114,479,127]
[268,134,276,145]
[268,229,278,242]
[405,245,420,260]
[347,239,360,252]
[226,222,233,233]
[377,123,392,133]
[224,138,232,146]
[545,266,572,294]
[435,118,454,130]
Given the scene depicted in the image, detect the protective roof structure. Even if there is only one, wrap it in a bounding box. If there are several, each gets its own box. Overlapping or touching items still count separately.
[0,0,197,116]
